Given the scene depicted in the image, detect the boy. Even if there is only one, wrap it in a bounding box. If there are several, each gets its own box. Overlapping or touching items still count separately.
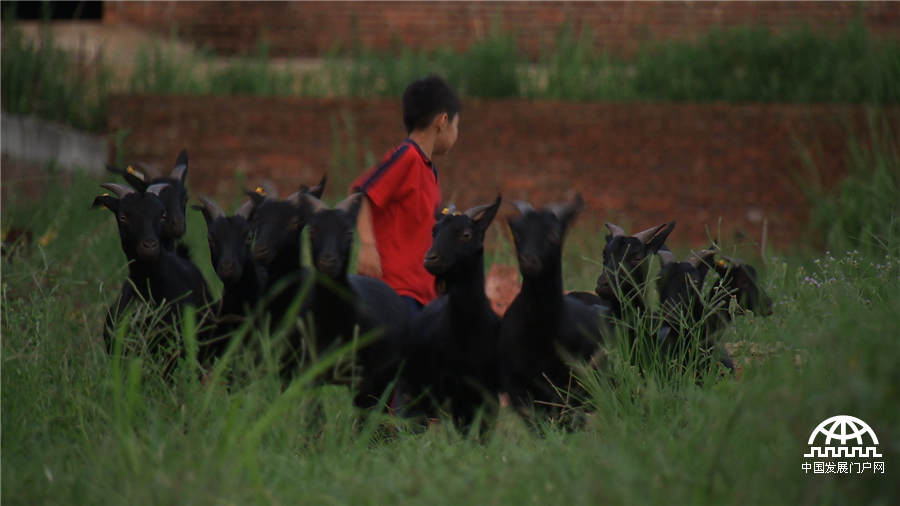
[351,75,461,318]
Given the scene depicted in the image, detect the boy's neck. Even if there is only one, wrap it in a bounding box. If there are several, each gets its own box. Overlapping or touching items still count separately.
[407,130,436,160]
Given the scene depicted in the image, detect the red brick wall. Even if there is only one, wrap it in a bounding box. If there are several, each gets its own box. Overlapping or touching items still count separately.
[103,1,900,59]
[106,96,899,251]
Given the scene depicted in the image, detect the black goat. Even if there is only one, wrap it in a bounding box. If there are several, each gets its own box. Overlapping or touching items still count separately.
[246,176,326,377]
[94,183,211,369]
[301,192,409,409]
[403,195,503,427]
[106,150,190,252]
[705,254,774,339]
[192,196,266,364]
[595,222,676,320]
[655,249,733,371]
[498,195,608,414]
[248,177,325,321]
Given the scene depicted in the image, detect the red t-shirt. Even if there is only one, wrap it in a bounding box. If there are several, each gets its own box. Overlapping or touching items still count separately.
[351,139,442,305]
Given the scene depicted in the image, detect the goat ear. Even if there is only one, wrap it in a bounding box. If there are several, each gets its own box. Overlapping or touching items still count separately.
[234,198,256,220]
[605,223,626,239]
[92,194,119,213]
[302,174,328,199]
[258,179,280,200]
[106,164,149,192]
[689,249,717,284]
[132,161,162,181]
[299,193,329,215]
[191,204,214,225]
[246,189,268,206]
[686,249,717,269]
[171,149,189,183]
[335,192,363,220]
[547,193,583,231]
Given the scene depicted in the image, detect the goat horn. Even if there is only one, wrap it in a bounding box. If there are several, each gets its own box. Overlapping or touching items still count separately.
[285,189,306,207]
[633,223,668,245]
[198,196,225,222]
[658,250,676,267]
[258,179,280,200]
[685,249,717,269]
[509,200,535,215]
[464,203,494,220]
[132,161,162,180]
[234,198,256,219]
[335,192,363,213]
[171,149,188,182]
[171,163,187,182]
[302,173,328,199]
[146,183,170,197]
[300,193,329,214]
[546,193,583,221]
[605,223,626,237]
[99,183,135,199]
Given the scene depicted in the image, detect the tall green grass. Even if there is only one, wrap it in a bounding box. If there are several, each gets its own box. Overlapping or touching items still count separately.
[2,159,898,503]
[3,19,897,133]
[798,112,900,257]
[0,16,110,131]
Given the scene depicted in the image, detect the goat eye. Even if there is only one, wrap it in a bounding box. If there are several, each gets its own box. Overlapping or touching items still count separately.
[118,213,127,222]
[161,213,167,223]
[461,229,473,241]
[245,233,253,245]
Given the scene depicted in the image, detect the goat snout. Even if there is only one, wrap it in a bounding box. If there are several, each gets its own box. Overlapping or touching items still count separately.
[423,252,447,275]
[517,253,542,275]
[137,239,160,261]
[317,253,341,276]
[218,257,242,283]
[168,217,186,237]
[595,273,613,300]
[253,245,272,264]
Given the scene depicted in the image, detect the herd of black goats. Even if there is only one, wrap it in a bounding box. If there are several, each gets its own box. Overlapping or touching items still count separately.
[94,150,774,428]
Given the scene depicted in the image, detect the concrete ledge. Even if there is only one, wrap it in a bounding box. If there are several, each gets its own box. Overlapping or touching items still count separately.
[1,113,108,174]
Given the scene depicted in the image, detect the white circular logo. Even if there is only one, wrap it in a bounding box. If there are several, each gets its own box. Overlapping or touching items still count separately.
[807,415,879,446]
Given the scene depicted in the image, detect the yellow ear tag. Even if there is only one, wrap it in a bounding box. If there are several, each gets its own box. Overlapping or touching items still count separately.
[255,187,267,197]
[126,166,145,181]
[38,226,57,247]
[442,207,450,215]
[717,260,728,268]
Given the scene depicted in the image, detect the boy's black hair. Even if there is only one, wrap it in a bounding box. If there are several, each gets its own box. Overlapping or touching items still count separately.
[402,75,461,134]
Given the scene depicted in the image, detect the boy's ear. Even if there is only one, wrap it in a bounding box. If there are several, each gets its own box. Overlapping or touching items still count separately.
[92,195,119,213]
[435,112,449,131]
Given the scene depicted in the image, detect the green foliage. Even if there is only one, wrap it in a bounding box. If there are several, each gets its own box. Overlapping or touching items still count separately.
[208,42,296,97]
[0,18,109,131]
[129,40,209,95]
[798,112,900,257]
[2,167,898,504]
[3,19,898,133]
[631,20,900,104]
